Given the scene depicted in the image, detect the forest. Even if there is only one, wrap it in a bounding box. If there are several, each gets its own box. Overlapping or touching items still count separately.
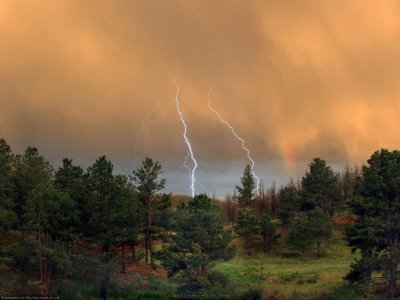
[1,136,400,299]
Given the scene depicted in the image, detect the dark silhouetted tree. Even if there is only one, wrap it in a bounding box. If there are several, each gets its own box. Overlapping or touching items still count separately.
[24,183,78,296]
[0,138,17,228]
[152,193,173,247]
[301,158,340,215]
[0,139,18,294]
[287,214,313,256]
[13,147,53,219]
[55,158,87,232]
[308,207,333,257]
[345,149,400,298]
[236,165,255,208]
[234,208,260,255]
[277,182,301,229]
[131,157,166,268]
[86,156,120,300]
[259,211,278,254]
[160,194,234,293]
[113,175,142,272]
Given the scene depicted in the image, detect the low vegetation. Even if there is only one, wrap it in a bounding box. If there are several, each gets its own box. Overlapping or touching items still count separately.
[215,234,357,298]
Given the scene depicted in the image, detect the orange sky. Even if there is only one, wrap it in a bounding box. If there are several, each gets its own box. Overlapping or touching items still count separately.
[1,1,400,194]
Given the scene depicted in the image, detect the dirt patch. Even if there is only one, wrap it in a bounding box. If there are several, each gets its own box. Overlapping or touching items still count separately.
[332,215,354,225]
[126,262,168,280]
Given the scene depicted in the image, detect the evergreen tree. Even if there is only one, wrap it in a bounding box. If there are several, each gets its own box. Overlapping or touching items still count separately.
[86,156,118,246]
[301,158,340,215]
[277,183,301,228]
[55,158,87,232]
[287,214,313,256]
[308,207,333,257]
[152,193,173,247]
[85,156,120,299]
[55,158,85,193]
[236,165,256,207]
[260,211,278,254]
[345,149,400,298]
[85,156,145,297]
[234,208,260,255]
[0,138,17,228]
[160,194,234,293]
[24,183,78,295]
[113,175,142,272]
[131,157,166,268]
[0,138,18,294]
[286,209,332,257]
[13,147,53,219]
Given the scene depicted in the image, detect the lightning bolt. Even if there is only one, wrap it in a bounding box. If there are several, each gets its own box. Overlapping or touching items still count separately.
[196,181,210,195]
[173,79,198,197]
[182,152,210,195]
[134,107,158,161]
[134,101,174,162]
[207,85,260,195]
[167,151,209,195]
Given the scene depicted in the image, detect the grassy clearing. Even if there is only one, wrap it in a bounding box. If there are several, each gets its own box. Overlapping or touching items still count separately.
[60,229,372,299]
[214,231,369,298]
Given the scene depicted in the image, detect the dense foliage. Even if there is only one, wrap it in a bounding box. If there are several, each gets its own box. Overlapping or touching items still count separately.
[159,194,234,294]
[1,136,398,298]
[345,149,400,298]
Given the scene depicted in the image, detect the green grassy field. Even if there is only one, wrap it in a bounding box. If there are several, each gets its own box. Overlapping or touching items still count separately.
[58,229,377,299]
[214,231,372,299]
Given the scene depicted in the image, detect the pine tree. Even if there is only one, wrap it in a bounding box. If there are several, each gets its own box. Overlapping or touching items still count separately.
[113,175,143,272]
[236,165,256,207]
[345,149,400,298]
[0,138,17,229]
[13,147,53,219]
[0,138,18,294]
[287,214,313,257]
[85,156,120,299]
[24,183,78,296]
[277,182,301,228]
[234,208,260,255]
[152,193,173,247]
[131,157,166,268]
[308,207,333,257]
[55,158,87,231]
[259,211,278,254]
[301,158,340,215]
[160,194,234,293]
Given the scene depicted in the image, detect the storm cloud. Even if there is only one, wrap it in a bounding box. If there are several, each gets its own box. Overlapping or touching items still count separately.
[1,0,400,195]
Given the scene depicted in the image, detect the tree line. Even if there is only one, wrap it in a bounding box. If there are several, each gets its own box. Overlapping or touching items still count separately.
[0,138,174,297]
[223,159,356,258]
[1,136,400,298]
[228,153,400,298]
